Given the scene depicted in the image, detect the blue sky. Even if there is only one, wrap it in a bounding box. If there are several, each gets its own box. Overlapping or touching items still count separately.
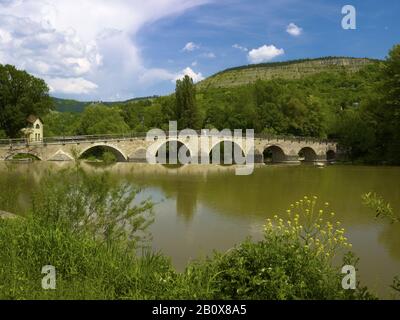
[0,0,398,101]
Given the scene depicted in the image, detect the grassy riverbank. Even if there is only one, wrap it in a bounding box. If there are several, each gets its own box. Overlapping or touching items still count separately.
[0,213,374,300]
[0,165,384,300]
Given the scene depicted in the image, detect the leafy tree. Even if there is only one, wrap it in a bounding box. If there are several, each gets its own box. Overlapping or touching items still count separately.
[378,45,400,162]
[78,104,130,135]
[175,75,199,129]
[0,64,53,137]
[43,111,81,137]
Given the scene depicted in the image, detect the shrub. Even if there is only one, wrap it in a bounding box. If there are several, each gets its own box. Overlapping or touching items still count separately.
[179,196,374,300]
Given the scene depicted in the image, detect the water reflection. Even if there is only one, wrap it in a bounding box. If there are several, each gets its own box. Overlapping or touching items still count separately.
[0,162,399,297]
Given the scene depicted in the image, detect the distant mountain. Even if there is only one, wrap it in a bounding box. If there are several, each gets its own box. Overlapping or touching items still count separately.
[196,57,379,90]
[52,96,159,113]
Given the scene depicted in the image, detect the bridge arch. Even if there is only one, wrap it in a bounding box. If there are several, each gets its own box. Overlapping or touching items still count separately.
[298,147,318,162]
[79,144,128,162]
[5,152,41,161]
[263,145,286,163]
[209,140,246,165]
[154,140,193,164]
[326,149,336,161]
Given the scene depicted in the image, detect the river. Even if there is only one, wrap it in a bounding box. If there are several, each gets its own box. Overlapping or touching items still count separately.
[0,162,399,298]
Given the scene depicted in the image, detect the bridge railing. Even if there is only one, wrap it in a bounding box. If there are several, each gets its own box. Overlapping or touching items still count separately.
[0,132,336,146]
[253,134,335,144]
[0,138,27,146]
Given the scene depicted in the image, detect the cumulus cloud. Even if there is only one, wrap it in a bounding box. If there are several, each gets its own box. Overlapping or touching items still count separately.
[232,44,248,52]
[138,68,176,84]
[47,77,98,95]
[247,45,284,64]
[182,42,200,52]
[286,23,303,36]
[139,66,204,84]
[0,0,210,98]
[174,67,204,83]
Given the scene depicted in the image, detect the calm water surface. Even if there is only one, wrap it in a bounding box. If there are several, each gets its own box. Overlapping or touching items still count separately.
[1,162,399,298]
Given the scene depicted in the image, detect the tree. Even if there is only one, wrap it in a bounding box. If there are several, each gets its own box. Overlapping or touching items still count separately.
[175,75,199,129]
[0,64,53,137]
[78,104,130,135]
[379,45,400,162]
[43,111,81,137]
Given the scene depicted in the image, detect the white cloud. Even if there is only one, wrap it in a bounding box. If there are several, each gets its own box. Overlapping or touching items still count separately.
[248,45,284,64]
[0,28,12,44]
[192,61,198,66]
[0,0,210,97]
[47,77,98,94]
[286,23,303,36]
[232,44,248,52]
[182,42,200,52]
[138,68,176,84]
[202,52,216,59]
[174,67,204,83]
[139,66,204,84]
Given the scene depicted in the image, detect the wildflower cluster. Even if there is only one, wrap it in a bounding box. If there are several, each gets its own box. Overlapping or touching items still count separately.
[264,196,352,259]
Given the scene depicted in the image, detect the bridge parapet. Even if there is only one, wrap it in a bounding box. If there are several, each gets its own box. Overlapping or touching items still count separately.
[0,133,338,164]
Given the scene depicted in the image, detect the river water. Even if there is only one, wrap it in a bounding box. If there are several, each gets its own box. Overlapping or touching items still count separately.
[1,162,399,298]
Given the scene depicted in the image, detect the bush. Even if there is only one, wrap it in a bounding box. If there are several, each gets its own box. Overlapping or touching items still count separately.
[178,196,374,300]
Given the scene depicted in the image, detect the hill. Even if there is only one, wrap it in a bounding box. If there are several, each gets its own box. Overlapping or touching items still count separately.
[52,57,379,112]
[52,96,159,113]
[196,57,378,90]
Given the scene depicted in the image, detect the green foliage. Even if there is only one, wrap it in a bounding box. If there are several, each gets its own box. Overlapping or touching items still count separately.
[43,111,81,137]
[392,276,400,295]
[334,108,377,161]
[31,165,154,248]
[102,151,117,164]
[10,153,39,160]
[361,192,400,296]
[0,64,53,138]
[78,104,130,135]
[176,75,199,129]
[362,192,399,223]
[0,217,174,299]
[176,196,373,300]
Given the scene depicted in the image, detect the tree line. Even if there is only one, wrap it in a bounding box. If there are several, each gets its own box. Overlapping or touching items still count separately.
[0,45,399,164]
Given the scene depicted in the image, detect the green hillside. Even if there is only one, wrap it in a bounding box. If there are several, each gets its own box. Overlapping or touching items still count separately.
[197,57,377,90]
[52,96,159,113]
[52,57,378,112]
[52,98,91,113]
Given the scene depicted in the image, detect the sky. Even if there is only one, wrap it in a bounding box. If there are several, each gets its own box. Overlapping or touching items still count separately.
[0,0,398,101]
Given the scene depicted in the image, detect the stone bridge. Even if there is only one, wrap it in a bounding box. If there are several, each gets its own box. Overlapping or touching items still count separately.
[0,133,337,164]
